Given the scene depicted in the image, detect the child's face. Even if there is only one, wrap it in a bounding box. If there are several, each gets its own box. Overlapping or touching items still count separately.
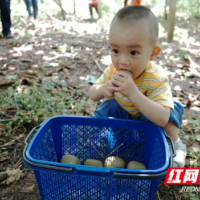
[109,19,156,80]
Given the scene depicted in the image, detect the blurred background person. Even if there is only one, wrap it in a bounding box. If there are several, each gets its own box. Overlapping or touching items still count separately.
[88,0,99,18]
[125,0,141,6]
[0,0,14,39]
[24,0,38,21]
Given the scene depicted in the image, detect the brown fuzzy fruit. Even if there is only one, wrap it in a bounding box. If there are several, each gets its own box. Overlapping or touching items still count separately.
[104,165,116,168]
[61,155,80,165]
[120,70,132,77]
[104,156,125,168]
[127,161,147,169]
[84,159,103,167]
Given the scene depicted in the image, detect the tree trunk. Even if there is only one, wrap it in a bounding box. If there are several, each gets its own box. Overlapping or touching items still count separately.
[73,0,76,15]
[54,0,66,20]
[98,0,102,18]
[168,0,176,42]
[164,0,168,20]
[124,0,127,6]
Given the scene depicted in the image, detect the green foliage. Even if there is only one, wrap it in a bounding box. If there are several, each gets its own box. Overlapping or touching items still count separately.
[188,148,200,167]
[0,79,86,135]
[179,186,200,200]
[1,151,9,156]
[56,44,72,53]
[188,119,200,134]
[177,0,200,18]
[181,119,200,144]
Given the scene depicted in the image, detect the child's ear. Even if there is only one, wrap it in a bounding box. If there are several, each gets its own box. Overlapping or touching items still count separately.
[150,45,161,61]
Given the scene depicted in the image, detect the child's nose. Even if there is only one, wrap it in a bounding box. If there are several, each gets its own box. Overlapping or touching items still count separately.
[119,55,130,65]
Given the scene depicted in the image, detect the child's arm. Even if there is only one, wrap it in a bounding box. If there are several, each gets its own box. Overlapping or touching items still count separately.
[88,84,104,101]
[111,71,171,127]
[89,81,115,101]
[129,91,171,127]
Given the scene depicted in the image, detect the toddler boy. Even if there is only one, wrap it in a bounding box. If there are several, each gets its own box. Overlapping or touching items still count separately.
[88,5,186,167]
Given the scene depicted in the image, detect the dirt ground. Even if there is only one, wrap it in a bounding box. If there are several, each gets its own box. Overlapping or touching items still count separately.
[0,13,200,200]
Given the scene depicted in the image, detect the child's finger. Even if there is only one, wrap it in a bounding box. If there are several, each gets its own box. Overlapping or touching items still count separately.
[105,90,114,98]
[113,74,125,83]
[118,71,132,78]
[110,87,121,92]
[112,79,122,87]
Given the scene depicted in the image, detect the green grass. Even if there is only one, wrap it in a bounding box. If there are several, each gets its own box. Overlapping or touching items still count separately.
[0,79,86,135]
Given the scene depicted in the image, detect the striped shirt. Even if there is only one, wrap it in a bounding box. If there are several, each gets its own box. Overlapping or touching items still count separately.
[95,61,174,119]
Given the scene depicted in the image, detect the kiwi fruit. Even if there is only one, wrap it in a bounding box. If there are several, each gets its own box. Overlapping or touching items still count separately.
[84,159,103,167]
[127,161,146,169]
[61,155,80,165]
[120,70,132,77]
[104,165,116,168]
[104,156,125,168]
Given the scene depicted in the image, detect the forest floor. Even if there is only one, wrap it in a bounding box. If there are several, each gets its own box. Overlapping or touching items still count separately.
[0,6,200,200]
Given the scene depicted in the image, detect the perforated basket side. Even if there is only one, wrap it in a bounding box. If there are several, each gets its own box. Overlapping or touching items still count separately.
[33,129,57,162]
[148,137,165,170]
[37,170,156,200]
[61,124,147,166]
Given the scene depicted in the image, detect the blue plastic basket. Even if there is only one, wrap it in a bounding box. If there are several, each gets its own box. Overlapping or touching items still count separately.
[23,116,174,200]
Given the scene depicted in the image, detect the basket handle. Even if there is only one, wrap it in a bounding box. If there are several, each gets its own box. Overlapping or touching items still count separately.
[23,145,74,173]
[113,170,168,179]
[23,125,74,173]
[24,125,41,145]
[163,130,176,158]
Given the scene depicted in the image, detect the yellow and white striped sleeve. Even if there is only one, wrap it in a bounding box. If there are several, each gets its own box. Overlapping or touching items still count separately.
[95,65,116,85]
[147,78,174,109]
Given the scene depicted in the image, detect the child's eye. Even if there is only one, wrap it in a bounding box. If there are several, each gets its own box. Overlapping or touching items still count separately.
[131,51,138,55]
[112,49,119,54]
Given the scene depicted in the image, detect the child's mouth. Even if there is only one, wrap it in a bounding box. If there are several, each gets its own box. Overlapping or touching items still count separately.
[120,69,132,77]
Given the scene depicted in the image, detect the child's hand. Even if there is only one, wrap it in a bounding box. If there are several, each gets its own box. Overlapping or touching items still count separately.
[102,80,115,100]
[111,71,139,99]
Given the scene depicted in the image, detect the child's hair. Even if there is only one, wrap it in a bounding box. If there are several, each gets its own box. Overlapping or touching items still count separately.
[112,5,159,45]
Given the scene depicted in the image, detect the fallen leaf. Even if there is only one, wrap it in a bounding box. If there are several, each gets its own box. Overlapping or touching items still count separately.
[45,69,55,76]
[186,99,192,107]
[0,123,7,134]
[1,106,14,110]
[181,65,190,71]
[67,64,76,69]
[48,62,59,68]
[0,154,9,162]
[5,75,17,80]
[21,58,33,63]
[0,52,7,56]
[1,168,22,185]
[26,70,39,76]
[182,55,190,64]
[21,184,35,193]
[195,134,200,141]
